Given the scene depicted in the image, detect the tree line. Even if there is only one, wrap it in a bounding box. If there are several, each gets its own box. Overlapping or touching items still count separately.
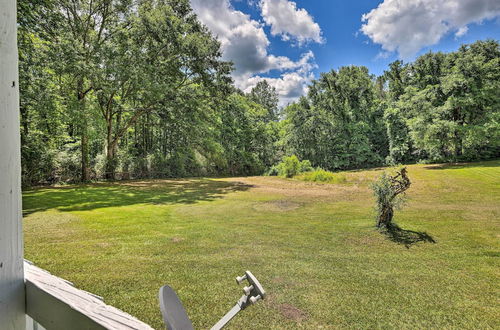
[285,41,500,170]
[18,0,500,186]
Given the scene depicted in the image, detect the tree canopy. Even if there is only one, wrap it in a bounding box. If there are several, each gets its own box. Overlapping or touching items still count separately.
[17,0,500,185]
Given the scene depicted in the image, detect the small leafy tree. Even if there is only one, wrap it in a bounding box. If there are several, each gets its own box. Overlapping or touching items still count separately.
[266,155,313,178]
[279,155,301,178]
[371,167,411,228]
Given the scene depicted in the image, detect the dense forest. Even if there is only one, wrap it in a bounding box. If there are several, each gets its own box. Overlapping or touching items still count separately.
[18,0,500,186]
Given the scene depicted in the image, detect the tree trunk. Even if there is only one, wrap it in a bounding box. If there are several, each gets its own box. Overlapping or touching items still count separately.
[105,141,118,180]
[77,79,90,182]
[81,123,90,182]
[104,114,114,180]
[377,204,394,228]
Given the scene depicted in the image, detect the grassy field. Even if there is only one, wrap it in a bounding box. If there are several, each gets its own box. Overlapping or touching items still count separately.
[23,161,500,329]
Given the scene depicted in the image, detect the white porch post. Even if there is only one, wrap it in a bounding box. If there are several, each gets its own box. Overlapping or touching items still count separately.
[0,0,25,329]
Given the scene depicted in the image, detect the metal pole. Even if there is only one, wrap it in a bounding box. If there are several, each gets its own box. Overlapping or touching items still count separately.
[210,304,242,330]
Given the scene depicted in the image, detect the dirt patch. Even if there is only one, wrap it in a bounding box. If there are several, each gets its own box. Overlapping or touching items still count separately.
[171,237,184,243]
[279,303,308,322]
[253,200,302,212]
[221,176,368,201]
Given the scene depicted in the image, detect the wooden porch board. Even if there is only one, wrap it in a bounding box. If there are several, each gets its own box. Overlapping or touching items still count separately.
[24,261,154,330]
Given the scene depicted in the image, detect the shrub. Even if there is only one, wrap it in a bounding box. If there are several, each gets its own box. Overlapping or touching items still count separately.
[265,165,280,176]
[299,169,347,184]
[21,136,57,186]
[53,141,82,183]
[299,159,313,173]
[93,153,107,179]
[265,155,315,178]
[279,155,301,178]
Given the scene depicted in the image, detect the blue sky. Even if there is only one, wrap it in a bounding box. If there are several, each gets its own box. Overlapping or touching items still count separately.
[191,0,500,105]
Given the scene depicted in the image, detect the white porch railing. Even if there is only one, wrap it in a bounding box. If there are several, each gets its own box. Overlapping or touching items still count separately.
[24,260,153,330]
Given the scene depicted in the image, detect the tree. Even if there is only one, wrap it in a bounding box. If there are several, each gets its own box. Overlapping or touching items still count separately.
[383,60,407,101]
[283,97,328,167]
[284,66,386,170]
[93,0,231,179]
[18,0,66,185]
[371,167,411,228]
[382,60,414,164]
[249,80,280,122]
[392,40,500,162]
[384,106,413,164]
[16,5,500,190]
[52,0,131,181]
[218,93,271,175]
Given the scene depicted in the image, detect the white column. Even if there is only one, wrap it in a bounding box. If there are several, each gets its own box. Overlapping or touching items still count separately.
[0,0,25,328]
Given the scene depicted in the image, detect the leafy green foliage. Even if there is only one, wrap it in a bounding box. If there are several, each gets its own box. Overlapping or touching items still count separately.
[248,80,280,121]
[383,40,500,163]
[217,94,274,175]
[282,40,499,171]
[16,0,500,187]
[280,155,301,178]
[297,169,347,184]
[269,155,313,178]
[283,66,387,171]
[53,141,83,183]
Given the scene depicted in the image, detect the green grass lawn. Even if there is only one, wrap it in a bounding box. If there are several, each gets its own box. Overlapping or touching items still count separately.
[23,161,500,329]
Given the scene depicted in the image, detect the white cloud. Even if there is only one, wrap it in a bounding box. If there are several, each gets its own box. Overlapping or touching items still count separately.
[242,72,313,107]
[237,51,317,106]
[191,0,269,76]
[375,51,391,60]
[455,26,469,38]
[190,0,316,105]
[260,0,323,45]
[361,0,500,59]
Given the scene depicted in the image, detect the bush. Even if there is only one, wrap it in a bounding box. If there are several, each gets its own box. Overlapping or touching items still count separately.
[299,159,313,173]
[21,136,57,186]
[280,155,301,178]
[128,154,153,179]
[93,153,107,179]
[53,141,82,183]
[267,155,314,178]
[298,169,347,184]
[265,165,280,176]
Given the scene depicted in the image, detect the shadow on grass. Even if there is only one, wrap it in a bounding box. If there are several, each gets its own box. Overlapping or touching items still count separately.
[23,179,253,215]
[382,224,436,248]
